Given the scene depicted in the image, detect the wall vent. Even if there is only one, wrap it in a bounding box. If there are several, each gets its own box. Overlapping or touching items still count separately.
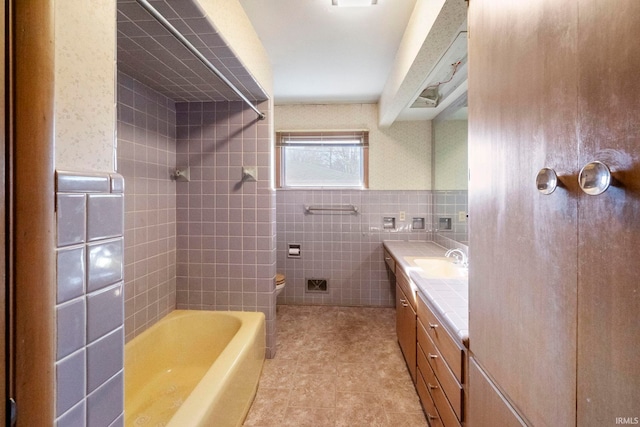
[306,278,328,293]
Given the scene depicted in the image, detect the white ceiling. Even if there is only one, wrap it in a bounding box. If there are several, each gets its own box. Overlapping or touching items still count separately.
[238,0,418,105]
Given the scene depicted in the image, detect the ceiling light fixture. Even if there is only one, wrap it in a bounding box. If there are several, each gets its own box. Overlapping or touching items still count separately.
[332,0,377,7]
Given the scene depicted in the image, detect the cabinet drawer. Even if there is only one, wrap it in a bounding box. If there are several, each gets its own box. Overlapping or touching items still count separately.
[416,368,444,427]
[418,319,463,421]
[418,346,461,427]
[417,294,463,382]
[397,267,417,311]
[383,248,396,274]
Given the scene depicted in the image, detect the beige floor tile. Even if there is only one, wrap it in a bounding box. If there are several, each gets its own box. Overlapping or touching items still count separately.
[334,392,390,426]
[386,411,430,426]
[244,305,428,426]
[242,387,290,426]
[280,407,336,427]
[335,363,383,392]
[258,358,298,389]
[289,373,336,408]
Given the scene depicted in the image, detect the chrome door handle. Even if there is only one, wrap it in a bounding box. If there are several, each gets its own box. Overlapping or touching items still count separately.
[428,322,439,329]
[428,353,439,359]
[536,167,559,194]
[578,161,612,195]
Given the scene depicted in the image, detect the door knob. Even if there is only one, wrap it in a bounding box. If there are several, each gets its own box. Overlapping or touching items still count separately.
[578,161,611,195]
[536,167,559,194]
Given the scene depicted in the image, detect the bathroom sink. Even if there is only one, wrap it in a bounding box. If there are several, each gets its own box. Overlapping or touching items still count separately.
[404,257,468,279]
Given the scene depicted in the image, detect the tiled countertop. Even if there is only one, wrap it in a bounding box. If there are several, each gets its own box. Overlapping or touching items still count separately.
[383,240,469,348]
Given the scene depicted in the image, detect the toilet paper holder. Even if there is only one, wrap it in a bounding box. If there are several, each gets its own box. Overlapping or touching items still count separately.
[288,243,301,258]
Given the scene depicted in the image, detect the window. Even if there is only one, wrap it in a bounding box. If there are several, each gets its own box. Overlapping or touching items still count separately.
[276,131,369,188]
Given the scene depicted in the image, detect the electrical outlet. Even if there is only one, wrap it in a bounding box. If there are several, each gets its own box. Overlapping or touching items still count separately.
[399,211,406,221]
[459,211,467,222]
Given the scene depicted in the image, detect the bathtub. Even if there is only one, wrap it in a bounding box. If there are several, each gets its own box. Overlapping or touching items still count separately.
[125,310,265,427]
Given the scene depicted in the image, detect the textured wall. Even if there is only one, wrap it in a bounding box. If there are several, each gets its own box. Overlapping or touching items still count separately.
[117,73,178,342]
[54,0,116,171]
[174,101,277,357]
[197,0,273,96]
[275,104,431,190]
[433,119,468,190]
[276,189,432,306]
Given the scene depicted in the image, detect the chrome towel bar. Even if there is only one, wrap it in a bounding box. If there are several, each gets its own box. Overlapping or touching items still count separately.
[304,205,359,214]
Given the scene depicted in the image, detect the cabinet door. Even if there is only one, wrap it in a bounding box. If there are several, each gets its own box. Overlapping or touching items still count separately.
[576,0,640,423]
[467,358,527,427]
[396,284,416,382]
[468,0,579,425]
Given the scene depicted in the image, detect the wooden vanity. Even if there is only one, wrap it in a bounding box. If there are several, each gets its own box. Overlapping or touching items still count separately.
[384,242,469,427]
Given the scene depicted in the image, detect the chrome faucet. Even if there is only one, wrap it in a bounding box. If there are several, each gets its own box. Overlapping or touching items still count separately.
[445,248,468,268]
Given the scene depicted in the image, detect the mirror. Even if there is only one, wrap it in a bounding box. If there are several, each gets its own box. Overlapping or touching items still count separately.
[432,93,468,245]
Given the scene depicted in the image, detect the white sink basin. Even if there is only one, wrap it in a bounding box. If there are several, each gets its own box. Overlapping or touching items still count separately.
[404,256,468,279]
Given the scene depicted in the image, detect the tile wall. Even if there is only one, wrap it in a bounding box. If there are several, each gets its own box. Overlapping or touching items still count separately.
[117,72,178,342]
[276,190,432,306]
[174,101,277,356]
[433,190,468,245]
[55,171,125,427]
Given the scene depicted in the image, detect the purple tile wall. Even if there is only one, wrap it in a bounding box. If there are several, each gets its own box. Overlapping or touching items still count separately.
[276,190,432,306]
[55,171,125,427]
[433,190,468,245]
[116,72,177,341]
[175,101,277,357]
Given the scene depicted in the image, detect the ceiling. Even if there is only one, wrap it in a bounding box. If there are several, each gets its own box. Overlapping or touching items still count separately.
[238,0,418,105]
[116,0,468,123]
[117,0,268,102]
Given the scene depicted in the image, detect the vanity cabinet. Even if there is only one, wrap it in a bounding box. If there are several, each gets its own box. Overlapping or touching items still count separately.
[395,267,417,383]
[417,294,464,427]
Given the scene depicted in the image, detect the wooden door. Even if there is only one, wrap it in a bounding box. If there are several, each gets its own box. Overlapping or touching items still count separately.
[576,1,640,424]
[1,1,7,424]
[468,0,579,425]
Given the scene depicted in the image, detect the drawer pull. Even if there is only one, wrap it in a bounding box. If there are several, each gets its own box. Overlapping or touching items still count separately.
[427,413,439,421]
[428,353,439,360]
[400,299,409,307]
[427,382,439,390]
[428,322,439,329]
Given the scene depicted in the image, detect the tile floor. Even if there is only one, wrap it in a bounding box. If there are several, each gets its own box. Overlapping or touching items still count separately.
[244,305,428,427]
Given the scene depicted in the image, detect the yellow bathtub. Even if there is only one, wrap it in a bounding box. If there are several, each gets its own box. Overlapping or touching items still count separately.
[125,310,265,427]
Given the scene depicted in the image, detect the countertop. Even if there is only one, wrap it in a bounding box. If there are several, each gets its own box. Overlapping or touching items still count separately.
[383,240,469,348]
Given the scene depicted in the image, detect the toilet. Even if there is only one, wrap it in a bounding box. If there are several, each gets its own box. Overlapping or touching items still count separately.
[275,273,286,296]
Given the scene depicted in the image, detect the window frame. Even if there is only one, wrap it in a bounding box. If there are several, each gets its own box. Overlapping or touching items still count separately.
[275,130,369,189]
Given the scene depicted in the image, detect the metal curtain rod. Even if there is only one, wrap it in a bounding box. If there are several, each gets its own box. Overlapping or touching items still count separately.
[135,0,266,120]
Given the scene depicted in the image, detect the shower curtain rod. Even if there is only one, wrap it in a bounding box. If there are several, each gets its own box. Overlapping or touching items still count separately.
[134,0,267,121]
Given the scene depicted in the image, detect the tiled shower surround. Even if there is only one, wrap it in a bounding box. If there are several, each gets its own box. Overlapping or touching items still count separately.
[117,72,178,342]
[276,190,433,306]
[117,73,277,355]
[55,171,125,426]
[174,100,276,356]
